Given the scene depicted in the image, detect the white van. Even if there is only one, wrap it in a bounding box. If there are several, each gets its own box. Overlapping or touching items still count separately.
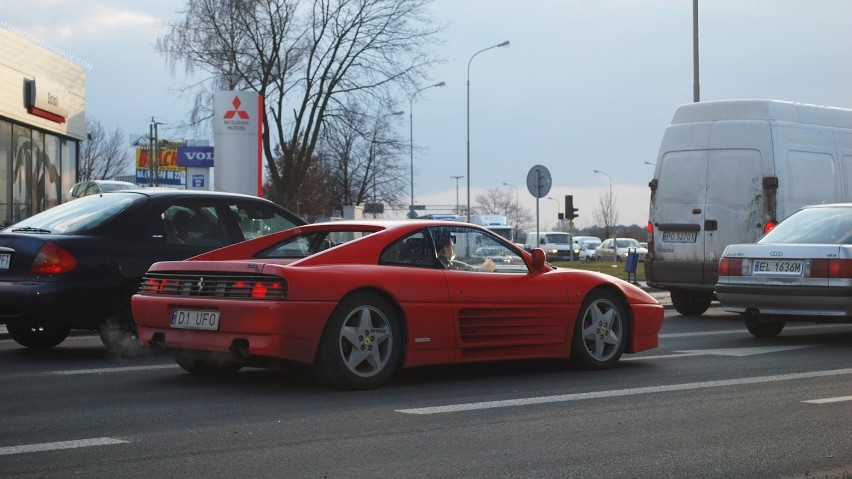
[646,100,852,315]
[523,231,573,260]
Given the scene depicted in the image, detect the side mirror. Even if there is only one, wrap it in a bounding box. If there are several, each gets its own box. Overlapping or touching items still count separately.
[530,248,547,272]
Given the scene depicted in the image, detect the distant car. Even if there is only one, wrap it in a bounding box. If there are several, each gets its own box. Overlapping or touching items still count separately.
[579,241,601,261]
[68,179,137,200]
[0,190,305,354]
[594,238,648,262]
[131,220,665,389]
[716,203,852,337]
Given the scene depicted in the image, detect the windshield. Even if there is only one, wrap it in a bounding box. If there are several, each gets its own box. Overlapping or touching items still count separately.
[545,234,570,244]
[4,193,138,234]
[759,206,852,244]
[615,239,641,248]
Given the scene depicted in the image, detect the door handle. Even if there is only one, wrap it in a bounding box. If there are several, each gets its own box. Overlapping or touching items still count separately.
[705,220,718,231]
[692,208,702,214]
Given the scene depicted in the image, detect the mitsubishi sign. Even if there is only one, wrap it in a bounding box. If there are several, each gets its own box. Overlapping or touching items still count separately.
[213,91,262,196]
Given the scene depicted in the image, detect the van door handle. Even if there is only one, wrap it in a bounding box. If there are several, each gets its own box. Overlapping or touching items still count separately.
[705,220,718,231]
[692,208,702,214]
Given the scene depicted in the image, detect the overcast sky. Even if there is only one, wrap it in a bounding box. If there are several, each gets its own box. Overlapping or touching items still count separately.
[3,0,852,228]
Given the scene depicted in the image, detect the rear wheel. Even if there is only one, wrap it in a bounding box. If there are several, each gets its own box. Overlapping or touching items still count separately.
[312,292,401,389]
[670,290,713,316]
[174,350,244,375]
[571,289,628,369]
[6,322,69,349]
[744,313,785,338]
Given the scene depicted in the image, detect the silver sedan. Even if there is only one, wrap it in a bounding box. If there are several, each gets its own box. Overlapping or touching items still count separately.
[716,203,852,337]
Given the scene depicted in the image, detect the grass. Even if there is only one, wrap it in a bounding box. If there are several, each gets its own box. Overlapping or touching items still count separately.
[549,259,645,282]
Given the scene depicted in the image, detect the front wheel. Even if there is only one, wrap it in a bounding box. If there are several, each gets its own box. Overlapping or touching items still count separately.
[312,292,402,389]
[571,289,628,369]
[6,322,69,349]
[670,290,713,316]
[744,314,785,338]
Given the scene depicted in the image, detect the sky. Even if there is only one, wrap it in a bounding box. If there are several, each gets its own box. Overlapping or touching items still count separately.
[3,0,852,228]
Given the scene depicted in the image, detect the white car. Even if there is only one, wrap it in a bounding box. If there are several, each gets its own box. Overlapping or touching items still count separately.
[68,180,137,200]
[716,203,852,338]
[578,241,601,261]
[594,238,648,262]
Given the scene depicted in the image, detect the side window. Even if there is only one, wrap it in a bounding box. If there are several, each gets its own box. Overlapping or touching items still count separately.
[229,200,300,240]
[431,226,528,273]
[379,232,435,267]
[161,200,230,247]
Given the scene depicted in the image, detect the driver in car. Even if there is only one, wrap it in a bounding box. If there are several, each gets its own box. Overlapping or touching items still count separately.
[434,230,497,272]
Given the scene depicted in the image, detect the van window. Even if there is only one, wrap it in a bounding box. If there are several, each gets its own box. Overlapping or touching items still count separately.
[657,151,705,203]
[787,151,836,205]
[707,150,762,210]
[843,155,852,200]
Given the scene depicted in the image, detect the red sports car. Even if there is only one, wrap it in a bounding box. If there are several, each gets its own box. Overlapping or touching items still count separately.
[132,220,664,389]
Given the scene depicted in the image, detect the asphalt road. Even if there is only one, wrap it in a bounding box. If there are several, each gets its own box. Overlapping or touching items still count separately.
[1,306,851,478]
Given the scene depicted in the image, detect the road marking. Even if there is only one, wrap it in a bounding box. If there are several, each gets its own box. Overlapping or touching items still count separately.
[623,344,815,361]
[660,324,851,339]
[396,368,852,415]
[52,364,178,375]
[0,437,129,456]
[802,396,852,404]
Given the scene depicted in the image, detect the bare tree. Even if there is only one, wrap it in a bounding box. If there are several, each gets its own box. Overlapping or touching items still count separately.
[594,188,619,239]
[475,188,533,239]
[80,118,133,181]
[158,0,441,209]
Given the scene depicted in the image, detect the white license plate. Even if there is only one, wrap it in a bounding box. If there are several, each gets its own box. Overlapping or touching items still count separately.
[662,231,698,243]
[0,253,9,270]
[752,259,803,275]
[170,309,220,331]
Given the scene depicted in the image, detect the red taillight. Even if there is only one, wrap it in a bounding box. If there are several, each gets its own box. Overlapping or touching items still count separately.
[763,221,778,234]
[646,221,654,254]
[718,257,743,276]
[811,259,852,279]
[29,242,77,275]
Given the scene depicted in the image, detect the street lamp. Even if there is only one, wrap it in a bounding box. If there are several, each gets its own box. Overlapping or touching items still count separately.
[467,40,510,222]
[409,81,446,219]
[547,196,561,223]
[644,161,656,166]
[450,175,464,215]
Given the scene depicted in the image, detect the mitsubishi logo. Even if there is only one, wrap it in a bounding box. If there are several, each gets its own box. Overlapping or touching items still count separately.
[223,96,250,120]
[196,277,205,293]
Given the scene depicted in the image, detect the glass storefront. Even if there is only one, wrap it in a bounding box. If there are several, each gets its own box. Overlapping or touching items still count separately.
[0,118,78,227]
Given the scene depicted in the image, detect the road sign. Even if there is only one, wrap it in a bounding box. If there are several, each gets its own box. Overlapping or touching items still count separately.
[526,165,552,199]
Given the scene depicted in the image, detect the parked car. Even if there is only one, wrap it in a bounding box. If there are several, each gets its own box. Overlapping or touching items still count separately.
[579,241,601,261]
[0,189,304,355]
[67,179,137,200]
[572,236,602,260]
[131,220,665,389]
[594,238,648,262]
[716,203,852,338]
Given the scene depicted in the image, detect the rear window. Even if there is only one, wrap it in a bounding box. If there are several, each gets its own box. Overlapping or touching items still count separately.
[4,193,138,234]
[256,230,374,259]
[759,206,852,245]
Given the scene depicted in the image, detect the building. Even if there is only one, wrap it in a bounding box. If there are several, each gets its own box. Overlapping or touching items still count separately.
[0,27,86,226]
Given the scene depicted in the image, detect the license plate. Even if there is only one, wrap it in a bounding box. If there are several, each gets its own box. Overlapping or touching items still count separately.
[0,253,9,270]
[662,231,698,243]
[170,309,220,330]
[752,259,803,275]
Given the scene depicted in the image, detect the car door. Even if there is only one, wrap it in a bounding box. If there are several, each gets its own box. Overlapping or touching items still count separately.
[428,226,571,353]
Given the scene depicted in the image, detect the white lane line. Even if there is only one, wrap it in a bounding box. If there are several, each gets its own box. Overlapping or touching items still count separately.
[802,396,852,404]
[396,368,852,415]
[52,364,178,375]
[0,437,129,456]
[660,324,850,339]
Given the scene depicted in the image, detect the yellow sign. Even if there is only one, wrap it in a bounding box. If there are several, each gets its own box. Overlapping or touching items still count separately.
[136,148,183,172]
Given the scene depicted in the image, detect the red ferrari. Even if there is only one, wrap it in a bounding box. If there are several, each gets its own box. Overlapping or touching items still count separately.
[132,220,664,389]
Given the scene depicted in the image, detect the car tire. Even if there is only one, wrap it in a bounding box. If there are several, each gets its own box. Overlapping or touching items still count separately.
[6,322,69,349]
[174,350,244,375]
[571,289,628,369]
[312,292,402,390]
[616,255,623,262]
[744,314,785,338]
[99,300,147,358]
[670,290,713,316]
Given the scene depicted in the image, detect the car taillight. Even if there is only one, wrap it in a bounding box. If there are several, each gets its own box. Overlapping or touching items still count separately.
[810,259,852,279]
[29,242,77,275]
[763,221,778,234]
[646,221,654,254]
[718,257,743,276]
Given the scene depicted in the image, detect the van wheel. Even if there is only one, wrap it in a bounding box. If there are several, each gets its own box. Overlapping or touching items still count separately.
[744,313,785,338]
[670,290,712,316]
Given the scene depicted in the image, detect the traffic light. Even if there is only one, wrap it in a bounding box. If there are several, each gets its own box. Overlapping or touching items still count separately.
[565,195,579,220]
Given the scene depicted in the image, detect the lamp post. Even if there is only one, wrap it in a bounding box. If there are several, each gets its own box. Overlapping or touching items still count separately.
[467,40,510,222]
[547,196,561,226]
[450,175,464,215]
[409,81,446,219]
[644,161,656,166]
